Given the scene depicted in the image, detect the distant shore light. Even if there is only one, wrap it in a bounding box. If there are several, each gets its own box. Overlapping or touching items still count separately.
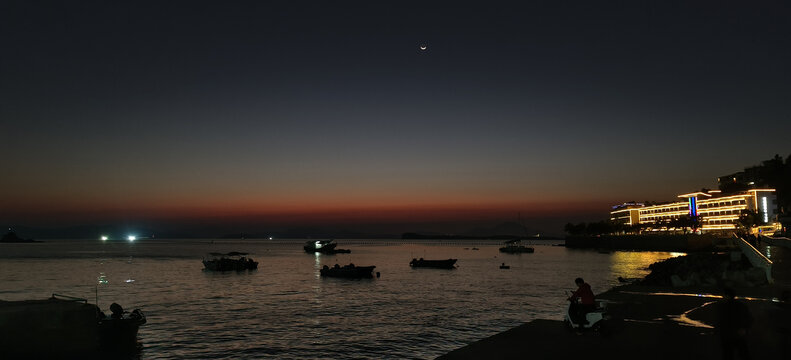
[101,236,108,241]
[127,235,136,241]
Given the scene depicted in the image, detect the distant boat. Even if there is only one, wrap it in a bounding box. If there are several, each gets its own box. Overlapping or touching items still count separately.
[499,239,534,254]
[499,263,510,269]
[409,258,458,269]
[303,239,351,254]
[202,252,258,271]
[320,263,376,279]
[0,294,145,357]
[498,213,535,254]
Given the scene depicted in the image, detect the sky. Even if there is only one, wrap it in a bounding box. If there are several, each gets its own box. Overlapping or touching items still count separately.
[1,1,790,237]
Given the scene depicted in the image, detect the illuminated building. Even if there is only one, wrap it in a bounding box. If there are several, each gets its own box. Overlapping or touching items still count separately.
[611,189,780,234]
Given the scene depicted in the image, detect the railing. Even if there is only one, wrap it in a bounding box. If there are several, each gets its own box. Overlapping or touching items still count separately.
[734,235,773,284]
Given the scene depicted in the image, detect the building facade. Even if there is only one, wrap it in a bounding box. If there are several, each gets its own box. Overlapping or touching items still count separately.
[611,189,779,234]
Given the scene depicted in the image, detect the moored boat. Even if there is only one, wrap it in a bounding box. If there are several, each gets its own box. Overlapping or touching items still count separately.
[409,258,458,269]
[0,294,146,358]
[320,263,376,278]
[202,252,258,271]
[303,239,351,254]
[499,239,534,253]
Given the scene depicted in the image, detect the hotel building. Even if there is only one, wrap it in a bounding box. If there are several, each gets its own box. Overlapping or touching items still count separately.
[610,189,779,234]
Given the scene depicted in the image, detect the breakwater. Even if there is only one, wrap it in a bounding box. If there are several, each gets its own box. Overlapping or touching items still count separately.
[565,234,721,252]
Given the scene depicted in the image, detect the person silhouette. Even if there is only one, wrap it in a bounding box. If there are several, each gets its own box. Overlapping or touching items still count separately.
[769,289,790,358]
[567,277,595,332]
[716,287,752,360]
[110,303,124,319]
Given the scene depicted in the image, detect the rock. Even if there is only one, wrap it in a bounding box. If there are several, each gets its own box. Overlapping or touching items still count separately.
[671,274,690,287]
[744,267,769,285]
[726,270,746,285]
[638,252,765,288]
[729,251,742,262]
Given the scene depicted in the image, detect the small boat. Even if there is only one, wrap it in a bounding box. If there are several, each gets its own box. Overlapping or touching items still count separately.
[304,239,351,254]
[98,302,147,349]
[202,252,258,271]
[499,263,510,269]
[320,263,376,279]
[499,215,536,253]
[499,239,534,254]
[0,294,145,357]
[409,258,458,269]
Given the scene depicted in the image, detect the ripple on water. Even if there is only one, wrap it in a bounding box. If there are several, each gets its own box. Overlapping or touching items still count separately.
[0,241,679,359]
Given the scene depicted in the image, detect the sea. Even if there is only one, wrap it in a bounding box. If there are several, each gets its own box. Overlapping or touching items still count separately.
[0,239,682,359]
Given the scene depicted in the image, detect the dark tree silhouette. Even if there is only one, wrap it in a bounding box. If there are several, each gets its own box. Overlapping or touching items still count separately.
[737,209,760,231]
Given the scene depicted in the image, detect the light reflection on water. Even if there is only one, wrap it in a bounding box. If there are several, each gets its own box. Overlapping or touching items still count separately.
[608,251,685,280]
[0,239,679,359]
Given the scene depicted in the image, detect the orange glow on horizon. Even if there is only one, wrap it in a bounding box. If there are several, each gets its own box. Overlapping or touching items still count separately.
[3,197,613,225]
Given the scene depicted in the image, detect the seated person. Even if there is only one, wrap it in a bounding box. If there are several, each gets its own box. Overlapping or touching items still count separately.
[110,303,124,319]
[567,277,595,326]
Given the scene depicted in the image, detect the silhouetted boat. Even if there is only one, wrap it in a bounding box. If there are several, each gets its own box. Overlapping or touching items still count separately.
[409,258,457,269]
[499,263,510,269]
[499,214,536,253]
[0,294,146,358]
[303,239,351,254]
[499,239,534,253]
[202,252,258,271]
[320,263,376,278]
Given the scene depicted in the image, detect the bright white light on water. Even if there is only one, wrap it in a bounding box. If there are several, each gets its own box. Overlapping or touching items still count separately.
[125,279,135,283]
[269,237,273,240]
[127,235,136,241]
[101,236,108,241]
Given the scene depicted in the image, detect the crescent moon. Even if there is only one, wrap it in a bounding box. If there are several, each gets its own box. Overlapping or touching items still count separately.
[419,45,427,50]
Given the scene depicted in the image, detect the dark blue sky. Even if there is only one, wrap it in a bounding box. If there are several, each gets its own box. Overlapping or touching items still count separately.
[2,1,789,236]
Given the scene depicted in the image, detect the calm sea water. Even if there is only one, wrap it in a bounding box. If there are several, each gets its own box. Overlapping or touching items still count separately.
[0,239,681,359]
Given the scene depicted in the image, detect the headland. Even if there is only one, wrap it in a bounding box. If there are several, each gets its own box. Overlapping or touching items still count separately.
[1,230,40,243]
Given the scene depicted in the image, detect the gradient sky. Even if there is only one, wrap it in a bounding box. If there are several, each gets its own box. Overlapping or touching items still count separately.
[2,1,790,236]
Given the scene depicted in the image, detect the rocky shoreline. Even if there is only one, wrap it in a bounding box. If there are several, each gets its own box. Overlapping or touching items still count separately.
[638,251,769,288]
